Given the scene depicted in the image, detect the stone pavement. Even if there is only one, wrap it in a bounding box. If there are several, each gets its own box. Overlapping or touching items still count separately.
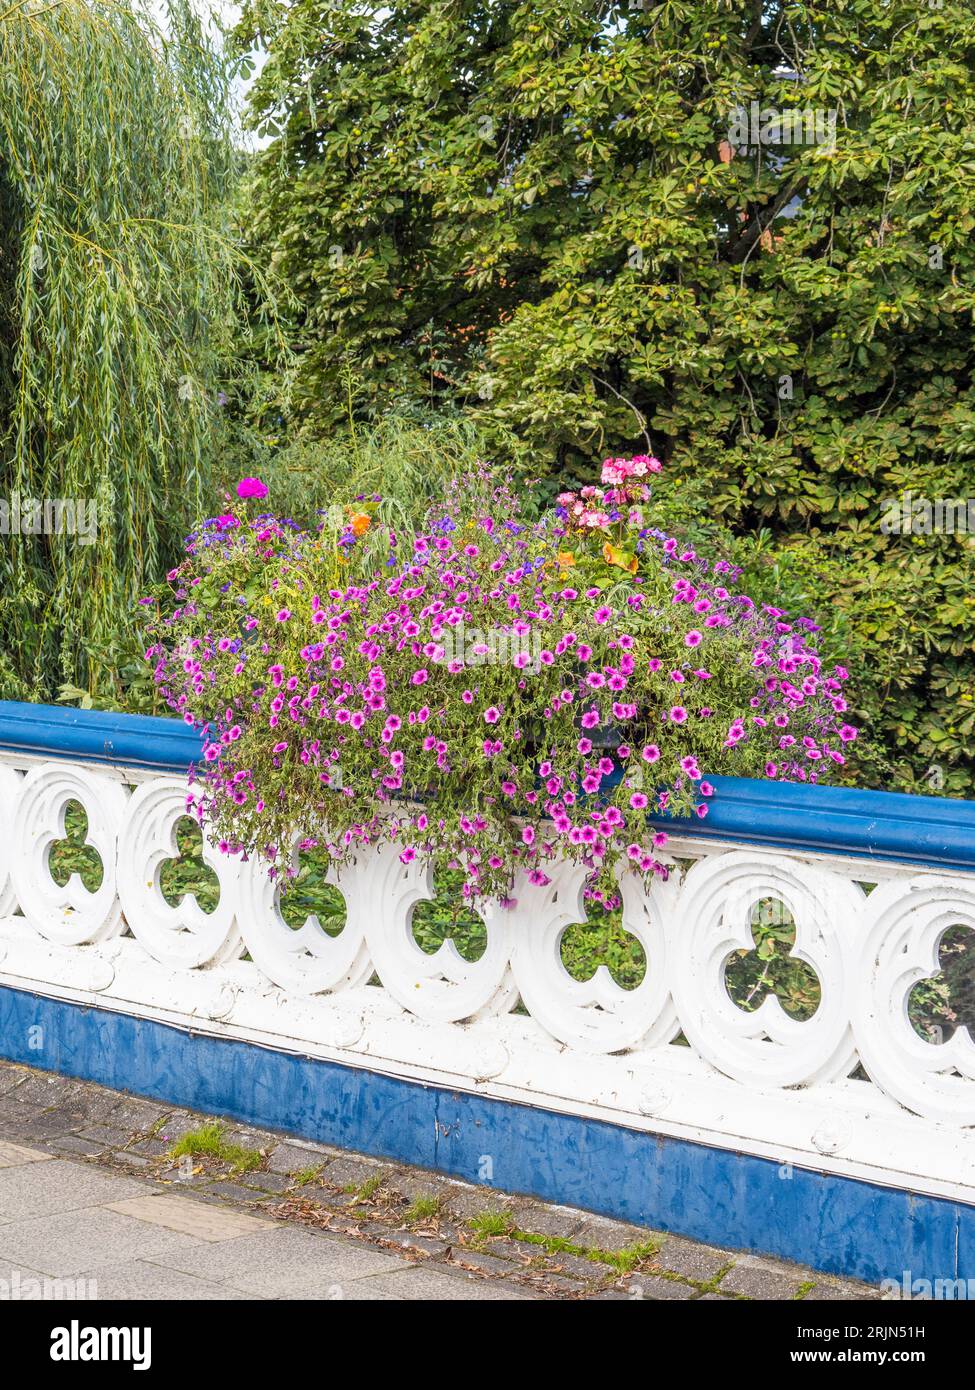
[0,1060,878,1301]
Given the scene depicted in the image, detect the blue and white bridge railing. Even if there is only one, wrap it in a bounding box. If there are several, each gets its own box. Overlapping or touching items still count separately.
[1,699,974,1289]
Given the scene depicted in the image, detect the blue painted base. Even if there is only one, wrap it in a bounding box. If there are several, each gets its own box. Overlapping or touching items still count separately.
[2,984,971,1290]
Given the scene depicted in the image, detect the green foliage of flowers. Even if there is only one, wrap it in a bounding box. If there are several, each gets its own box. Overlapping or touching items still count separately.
[233,0,975,797]
[222,390,524,539]
[145,461,857,907]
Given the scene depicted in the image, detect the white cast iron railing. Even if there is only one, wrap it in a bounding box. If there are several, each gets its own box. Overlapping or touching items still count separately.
[0,702,974,1205]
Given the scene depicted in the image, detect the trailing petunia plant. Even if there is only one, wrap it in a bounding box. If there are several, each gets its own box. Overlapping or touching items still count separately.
[145,461,859,908]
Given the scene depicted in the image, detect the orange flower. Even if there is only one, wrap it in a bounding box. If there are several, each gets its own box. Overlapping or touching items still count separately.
[350,512,371,537]
[556,550,575,568]
[603,541,638,575]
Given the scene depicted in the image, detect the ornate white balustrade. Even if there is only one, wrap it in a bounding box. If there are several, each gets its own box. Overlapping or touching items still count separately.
[1,744,975,1207]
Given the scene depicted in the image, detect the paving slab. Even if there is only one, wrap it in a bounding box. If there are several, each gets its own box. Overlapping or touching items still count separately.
[106,1098,173,1132]
[0,1157,152,1220]
[629,1274,699,1300]
[44,1135,110,1158]
[0,1140,54,1169]
[323,1265,540,1301]
[76,1124,134,1148]
[0,1206,205,1278]
[112,1153,157,1172]
[565,1212,661,1252]
[240,1171,291,1193]
[0,1104,60,1134]
[448,1249,517,1277]
[85,1259,254,1302]
[511,1201,588,1240]
[318,1154,394,1190]
[384,1171,451,1204]
[654,1234,733,1283]
[805,1278,882,1300]
[147,1224,413,1298]
[265,1139,325,1174]
[14,1074,88,1109]
[717,1255,809,1299]
[442,1185,527,1221]
[280,1279,405,1301]
[196,1180,269,1204]
[0,1263,100,1299]
[0,1069,29,1098]
[105,1193,275,1242]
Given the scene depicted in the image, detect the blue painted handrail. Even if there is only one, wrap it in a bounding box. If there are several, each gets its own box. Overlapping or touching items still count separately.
[0,700,973,872]
[649,773,975,874]
[0,700,205,773]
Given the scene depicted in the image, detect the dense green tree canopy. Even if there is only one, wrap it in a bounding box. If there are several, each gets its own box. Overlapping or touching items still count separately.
[236,0,975,795]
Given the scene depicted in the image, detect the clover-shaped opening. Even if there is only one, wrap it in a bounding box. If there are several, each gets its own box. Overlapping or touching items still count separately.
[411,855,486,962]
[277,845,347,936]
[725,895,820,1022]
[159,816,220,914]
[47,799,103,892]
[909,924,975,1045]
[559,898,647,991]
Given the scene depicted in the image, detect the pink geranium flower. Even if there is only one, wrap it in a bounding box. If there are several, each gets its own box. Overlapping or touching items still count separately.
[237,477,268,500]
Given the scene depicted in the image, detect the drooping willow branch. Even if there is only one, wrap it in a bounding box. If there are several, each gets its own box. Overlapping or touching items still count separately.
[0,0,267,700]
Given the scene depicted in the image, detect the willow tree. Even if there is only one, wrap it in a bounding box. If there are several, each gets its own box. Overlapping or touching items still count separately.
[0,0,241,701]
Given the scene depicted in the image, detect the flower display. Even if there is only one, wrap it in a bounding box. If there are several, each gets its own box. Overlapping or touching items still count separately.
[144,462,858,908]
